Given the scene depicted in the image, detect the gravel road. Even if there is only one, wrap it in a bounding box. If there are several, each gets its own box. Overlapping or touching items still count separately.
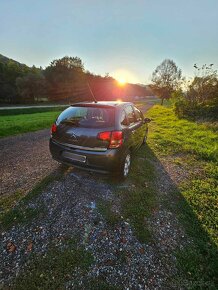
[1,165,187,289]
[0,100,188,289]
[0,129,58,196]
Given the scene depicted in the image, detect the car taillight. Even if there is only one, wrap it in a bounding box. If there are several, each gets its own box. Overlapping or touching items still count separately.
[51,123,57,134]
[97,131,111,141]
[110,131,123,148]
[97,131,123,148]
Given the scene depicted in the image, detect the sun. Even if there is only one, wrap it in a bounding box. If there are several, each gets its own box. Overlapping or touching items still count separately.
[117,78,126,86]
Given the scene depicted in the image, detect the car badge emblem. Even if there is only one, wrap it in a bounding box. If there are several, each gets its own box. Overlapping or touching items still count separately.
[70,132,77,139]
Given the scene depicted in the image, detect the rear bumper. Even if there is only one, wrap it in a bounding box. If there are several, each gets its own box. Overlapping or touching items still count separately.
[49,138,123,173]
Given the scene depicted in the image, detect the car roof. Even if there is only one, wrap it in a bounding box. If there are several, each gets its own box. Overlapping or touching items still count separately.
[71,101,133,108]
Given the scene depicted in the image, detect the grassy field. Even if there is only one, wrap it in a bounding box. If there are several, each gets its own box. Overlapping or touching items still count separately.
[0,107,67,138]
[137,105,217,287]
[116,104,217,288]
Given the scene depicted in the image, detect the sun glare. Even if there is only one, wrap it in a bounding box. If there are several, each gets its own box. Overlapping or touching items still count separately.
[117,78,126,86]
[112,69,139,85]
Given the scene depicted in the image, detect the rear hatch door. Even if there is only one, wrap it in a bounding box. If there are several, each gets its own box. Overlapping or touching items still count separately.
[53,105,115,150]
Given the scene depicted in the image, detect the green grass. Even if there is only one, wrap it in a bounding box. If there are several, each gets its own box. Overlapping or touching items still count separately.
[0,191,23,220]
[146,105,218,288]
[0,106,67,116]
[97,200,120,226]
[147,105,218,162]
[80,279,120,290]
[0,107,67,137]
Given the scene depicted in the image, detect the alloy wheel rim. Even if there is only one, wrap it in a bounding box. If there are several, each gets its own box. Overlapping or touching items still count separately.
[123,154,131,177]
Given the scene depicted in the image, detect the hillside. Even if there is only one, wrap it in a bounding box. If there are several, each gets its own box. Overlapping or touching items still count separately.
[0,53,37,104]
[0,53,27,67]
[0,53,14,64]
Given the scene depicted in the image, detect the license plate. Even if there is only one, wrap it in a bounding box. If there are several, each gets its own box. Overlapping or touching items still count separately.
[62,151,86,163]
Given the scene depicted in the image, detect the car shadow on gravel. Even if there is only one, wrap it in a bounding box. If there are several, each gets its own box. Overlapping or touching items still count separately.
[0,145,217,289]
[74,144,218,289]
[138,145,218,289]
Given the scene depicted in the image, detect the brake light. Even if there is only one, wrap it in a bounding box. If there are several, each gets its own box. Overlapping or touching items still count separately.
[51,123,57,134]
[97,131,111,141]
[110,131,123,148]
[97,131,123,148]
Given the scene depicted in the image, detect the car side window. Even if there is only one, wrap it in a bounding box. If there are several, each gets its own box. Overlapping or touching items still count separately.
[125,105,135,125]
[134,107,143,122]
[120,110,128,126]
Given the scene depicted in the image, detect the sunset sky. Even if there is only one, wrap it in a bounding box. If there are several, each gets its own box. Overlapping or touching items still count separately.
[1,0,218,84]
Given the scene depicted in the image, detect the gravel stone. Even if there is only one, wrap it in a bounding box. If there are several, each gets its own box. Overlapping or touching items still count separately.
[0,166,188,289]
[0,129,58,196]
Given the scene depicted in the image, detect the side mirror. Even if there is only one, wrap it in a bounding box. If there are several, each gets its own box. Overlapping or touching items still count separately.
[144,118,151,123]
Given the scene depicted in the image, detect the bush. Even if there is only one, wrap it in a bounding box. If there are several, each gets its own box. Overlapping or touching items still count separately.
[174,99,218,120]
[173,64,218,120]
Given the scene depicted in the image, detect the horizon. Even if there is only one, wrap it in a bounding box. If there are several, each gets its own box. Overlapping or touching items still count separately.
[1,0,218,84]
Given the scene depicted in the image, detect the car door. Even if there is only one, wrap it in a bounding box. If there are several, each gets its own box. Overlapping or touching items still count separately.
[124,104,142,150]
[133,106,147,147]
[119,108,131,149]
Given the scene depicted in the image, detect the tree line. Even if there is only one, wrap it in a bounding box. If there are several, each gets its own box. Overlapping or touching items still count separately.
[0,55,150,104]
[1,54,217,119]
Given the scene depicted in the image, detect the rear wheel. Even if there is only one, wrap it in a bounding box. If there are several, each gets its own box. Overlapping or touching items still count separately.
[142,129,148,145]
[142,135,147,144]
[119,150,131,180]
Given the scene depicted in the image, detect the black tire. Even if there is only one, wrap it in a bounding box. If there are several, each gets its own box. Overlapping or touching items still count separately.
[118,150,131,180]
[142,129,148,145]
[142,135,147,145]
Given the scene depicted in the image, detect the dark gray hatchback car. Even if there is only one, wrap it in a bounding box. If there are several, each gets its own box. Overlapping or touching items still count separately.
[49,101,150,178]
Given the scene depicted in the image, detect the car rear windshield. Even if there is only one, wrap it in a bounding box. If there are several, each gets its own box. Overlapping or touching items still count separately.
[56,106,115,128]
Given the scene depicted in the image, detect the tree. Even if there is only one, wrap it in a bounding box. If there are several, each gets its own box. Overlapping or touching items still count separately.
[0,56,40,103]
[151,59,182,105]
[44,56,85,102]
[174,64,218,119]
[188,64,218,106]
[16,72,46,103]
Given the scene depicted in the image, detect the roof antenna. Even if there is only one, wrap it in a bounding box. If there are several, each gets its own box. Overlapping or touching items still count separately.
[87,81,98,103]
